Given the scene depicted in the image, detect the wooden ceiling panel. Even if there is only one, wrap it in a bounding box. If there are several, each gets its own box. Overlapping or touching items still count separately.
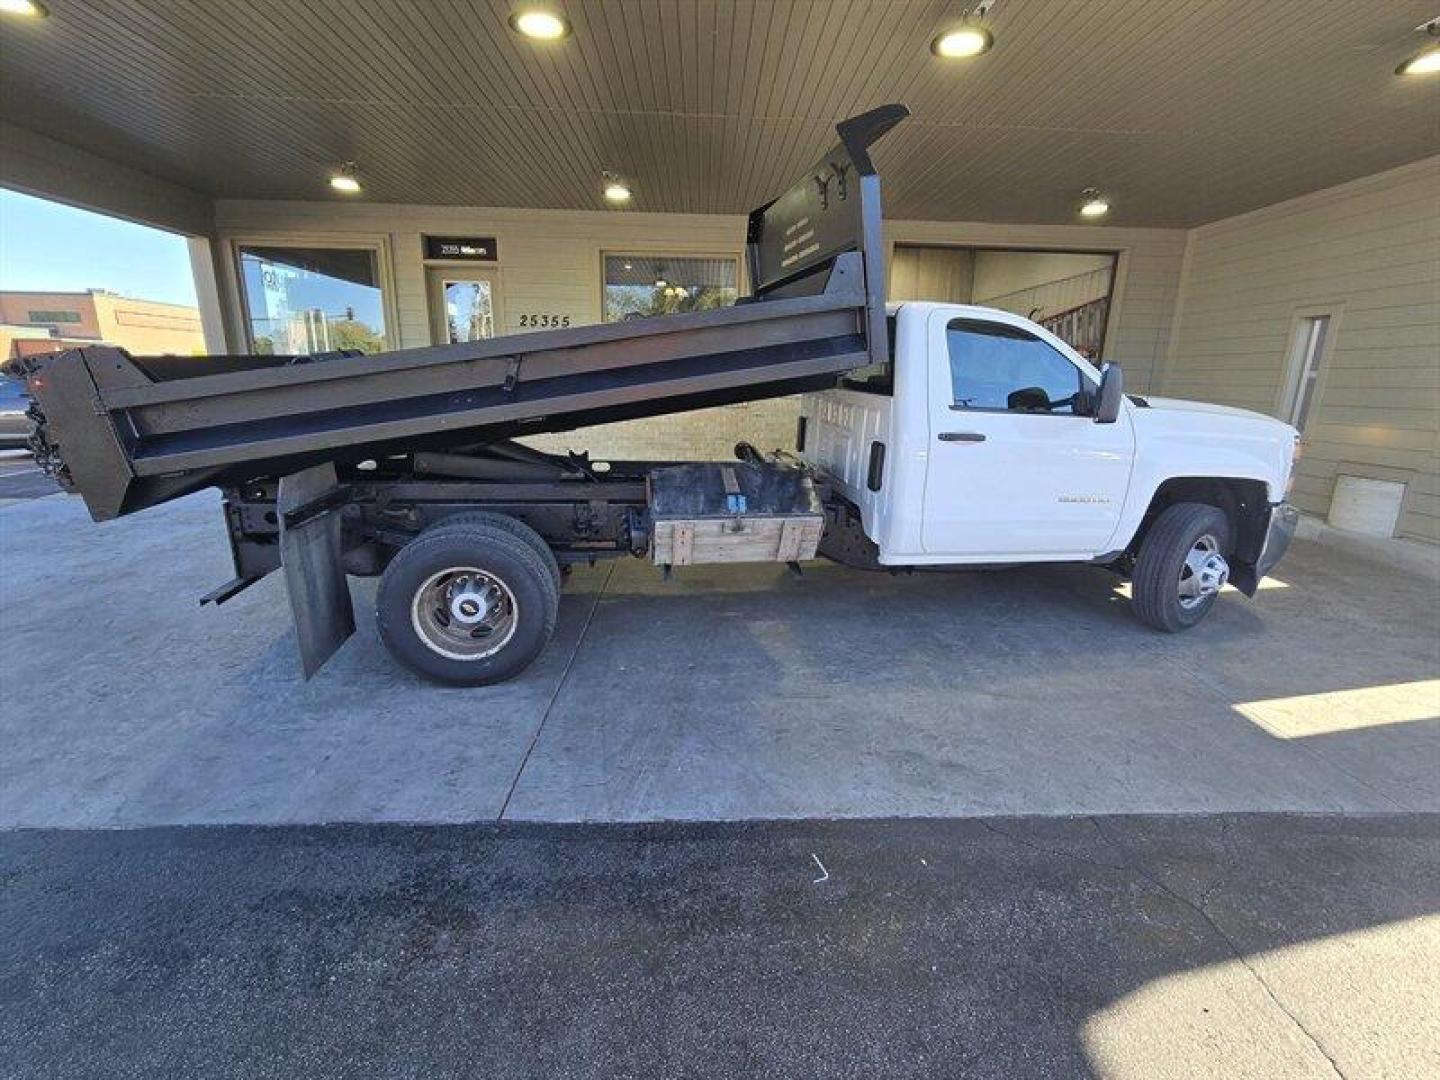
[1,0,1435,225]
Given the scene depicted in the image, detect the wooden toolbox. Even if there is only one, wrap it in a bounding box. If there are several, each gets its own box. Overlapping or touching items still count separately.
[649,463,825,566]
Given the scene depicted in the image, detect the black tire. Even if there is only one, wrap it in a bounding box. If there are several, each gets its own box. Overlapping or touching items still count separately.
[429,511,562,595]
[376,523,559,685]
[1130,502,1233,633]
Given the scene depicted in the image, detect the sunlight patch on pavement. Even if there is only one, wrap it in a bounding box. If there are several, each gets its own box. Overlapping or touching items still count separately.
[1234,679,1440,739]
[1084,915,1440,1080]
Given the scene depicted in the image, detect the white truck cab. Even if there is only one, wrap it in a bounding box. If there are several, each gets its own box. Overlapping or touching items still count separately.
[800,302,1300,631]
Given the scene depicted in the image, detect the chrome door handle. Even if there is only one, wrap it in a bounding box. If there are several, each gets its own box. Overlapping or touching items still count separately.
[938,432,986,443]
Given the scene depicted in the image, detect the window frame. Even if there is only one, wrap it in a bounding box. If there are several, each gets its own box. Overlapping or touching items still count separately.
[1277,305,1343,434]
[597,248,744,325]
[223,232,399,354]
[943,316,1096,418]
[26,309,83,324]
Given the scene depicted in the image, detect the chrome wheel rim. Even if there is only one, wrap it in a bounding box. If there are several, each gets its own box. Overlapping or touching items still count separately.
[410,566,519,660]
[1178,534,1229,610]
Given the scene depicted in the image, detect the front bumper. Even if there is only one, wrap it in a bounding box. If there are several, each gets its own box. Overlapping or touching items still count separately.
[1232,502,1298,595]
[1256,503,1300,579]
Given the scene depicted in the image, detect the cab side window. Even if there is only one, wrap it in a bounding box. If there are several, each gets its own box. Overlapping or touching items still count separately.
[946,318,1084,415]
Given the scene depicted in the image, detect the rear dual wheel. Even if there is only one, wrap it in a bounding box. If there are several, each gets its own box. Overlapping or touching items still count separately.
[377,519,559,685]
[429,510,563,595]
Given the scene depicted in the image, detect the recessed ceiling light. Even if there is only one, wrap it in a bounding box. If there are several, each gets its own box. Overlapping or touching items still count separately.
[1397,18,1440,76]
[0,0,48,16]
[603,181,632,203]
[654,278,668,289]
[622,262,633,271]
[1078,189,1110,218]
[329,164,362,194]
[931,26,992,58]
[1397,44,1440,76]
[509,9,570,41]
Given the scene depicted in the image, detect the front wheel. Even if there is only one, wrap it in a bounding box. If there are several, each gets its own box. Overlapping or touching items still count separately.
[376,523,559,685]
[1130,502,1233,632]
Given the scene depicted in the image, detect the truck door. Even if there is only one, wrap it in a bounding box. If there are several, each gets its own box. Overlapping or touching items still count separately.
[921,309,1134,558]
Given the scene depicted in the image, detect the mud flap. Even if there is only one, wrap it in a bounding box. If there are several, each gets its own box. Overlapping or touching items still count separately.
[1232,503,1300,597]
[278,463,355,678]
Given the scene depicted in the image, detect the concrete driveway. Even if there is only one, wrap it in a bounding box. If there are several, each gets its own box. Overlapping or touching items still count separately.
[0,490,1435,827]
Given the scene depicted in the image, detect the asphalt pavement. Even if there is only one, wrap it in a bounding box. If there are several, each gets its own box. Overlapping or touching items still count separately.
[3,814,1437,1080]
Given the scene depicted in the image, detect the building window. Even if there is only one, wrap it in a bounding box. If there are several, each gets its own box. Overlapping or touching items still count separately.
[27,309,82,324]
[238,245,387,355]
[1283,315,1331,432]
[602,254,738,322]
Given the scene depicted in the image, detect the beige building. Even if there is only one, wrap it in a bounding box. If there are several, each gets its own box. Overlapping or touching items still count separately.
[0,289,205,359]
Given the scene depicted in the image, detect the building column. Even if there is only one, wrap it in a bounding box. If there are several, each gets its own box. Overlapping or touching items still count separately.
[187,236,240,354]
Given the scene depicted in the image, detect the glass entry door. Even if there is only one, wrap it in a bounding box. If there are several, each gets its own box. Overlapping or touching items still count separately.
[427,267,502,344]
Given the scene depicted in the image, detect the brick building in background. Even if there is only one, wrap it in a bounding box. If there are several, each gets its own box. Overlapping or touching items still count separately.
[0,289,204,361]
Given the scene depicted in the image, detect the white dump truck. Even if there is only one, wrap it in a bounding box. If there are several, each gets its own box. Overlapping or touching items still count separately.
[13,105,1298,686]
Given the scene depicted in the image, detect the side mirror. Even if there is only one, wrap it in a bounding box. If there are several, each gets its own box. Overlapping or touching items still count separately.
[1093,362,1123,424]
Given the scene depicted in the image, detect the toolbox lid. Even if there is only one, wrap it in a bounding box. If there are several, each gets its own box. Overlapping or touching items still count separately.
[648,463,822,521]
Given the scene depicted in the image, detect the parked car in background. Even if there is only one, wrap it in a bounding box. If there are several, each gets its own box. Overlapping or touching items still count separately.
[0,373,32,451]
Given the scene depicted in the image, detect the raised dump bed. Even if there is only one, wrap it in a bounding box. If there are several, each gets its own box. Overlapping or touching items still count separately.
[16,104,907,525]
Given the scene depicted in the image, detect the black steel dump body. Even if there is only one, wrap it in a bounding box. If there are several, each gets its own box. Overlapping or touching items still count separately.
[17,105,907,523]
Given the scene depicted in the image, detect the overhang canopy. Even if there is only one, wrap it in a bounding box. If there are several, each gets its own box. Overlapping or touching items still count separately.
[0,0,1435,226]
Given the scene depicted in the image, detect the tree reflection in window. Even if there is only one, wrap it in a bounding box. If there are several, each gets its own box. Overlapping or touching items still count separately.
[603,255,738,322]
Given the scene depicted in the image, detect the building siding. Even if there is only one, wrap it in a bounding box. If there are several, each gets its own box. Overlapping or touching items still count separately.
[1160,157,1440,543]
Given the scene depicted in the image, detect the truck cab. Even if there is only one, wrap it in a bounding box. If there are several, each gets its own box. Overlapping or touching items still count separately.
[801,302,1300,629]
